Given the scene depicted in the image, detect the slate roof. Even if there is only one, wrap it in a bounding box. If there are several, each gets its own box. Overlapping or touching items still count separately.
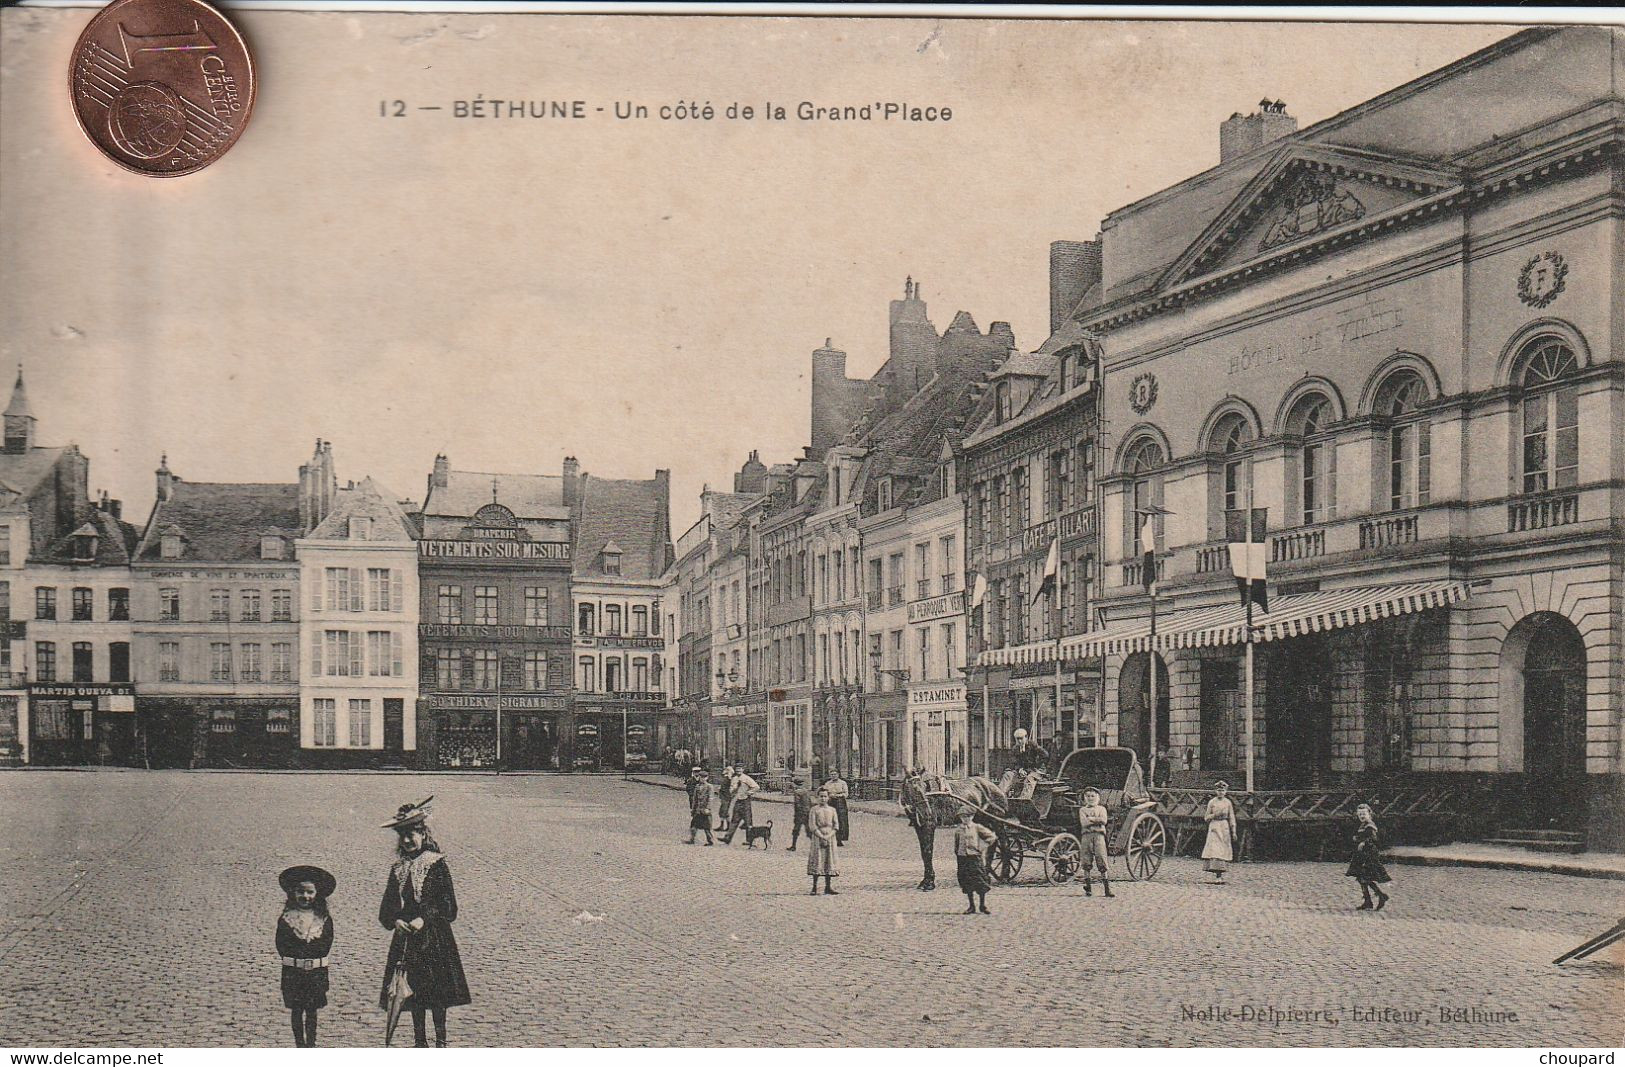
[307,477,418,542]
[38,509,139,566]
[0,446,75,509]
[573,474,672,580]
[424,469,569,520]
[135,480,302,563]
[850,365,987,512]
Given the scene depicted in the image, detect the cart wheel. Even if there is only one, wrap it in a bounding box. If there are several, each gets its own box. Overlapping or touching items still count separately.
[990,833,1024,884]
[1123,812,1166,881]
[1044,833,1081,885]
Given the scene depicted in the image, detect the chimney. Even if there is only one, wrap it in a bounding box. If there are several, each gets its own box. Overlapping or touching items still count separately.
[653,468,672,549]
[888,277,938,401]
[1220,100,1297,164]
[155,454,174,502]
[810,340,853,458]
[734,450,767,494]
[1049,240,1103,334]
[563,456,581,509]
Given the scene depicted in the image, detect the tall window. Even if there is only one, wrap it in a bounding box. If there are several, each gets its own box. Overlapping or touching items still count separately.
[239,588,261,622]
[578,656,596,692]
[323,630,360,677]
[160,587,180,621]
[36,587,56,620]
[72,642,93,682]
[34,641,56,681]
[208,588,230,621]
[940,535,958,592]
[367,568,397,612]
[1012,467,1030,531]
[1209,413,1253,516]
[605,658,623,692]
[368,631,403,677]
[472,649,499,689]
[1124,438,1165,557]
[210,642,232,681]
[110,642,130,683]
[632,657,648,692]
[1377,370,1431,510]
[1288,394,1337,525]
[271,642,293,682]
[525,586,549,626]
[473,586,498,625]
[916,627,931,679]
[239,643,262,682]
[915,542,931,599]
[348,699,372,746]
[159,641,180,682]
[632,605,648,635]
[324,568,357,612]
[524,651,548,690]
[437,585,462,625]
[435,649,460,689]
[604,604,622,636]
[312,700,336,747]
[72,588,93,621]
[271,589,293,622]
[1518,339,1580,494]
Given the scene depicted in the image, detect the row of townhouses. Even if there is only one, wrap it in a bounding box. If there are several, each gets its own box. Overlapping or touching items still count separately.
[0,398,673,772]
[658,27,1625,852]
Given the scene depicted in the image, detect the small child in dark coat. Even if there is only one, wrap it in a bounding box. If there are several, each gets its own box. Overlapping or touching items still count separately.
[276,865,336,1047]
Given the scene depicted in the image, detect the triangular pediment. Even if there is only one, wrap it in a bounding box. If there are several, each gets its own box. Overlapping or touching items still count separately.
[1160,145,1462,289]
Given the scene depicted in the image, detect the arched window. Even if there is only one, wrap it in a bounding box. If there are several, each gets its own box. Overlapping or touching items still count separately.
[1209,414,1254,515]
[1287,393,1337,524]
[1375,370,1430,510]
[1517,338,1579,494]
[1123,438,1165,557]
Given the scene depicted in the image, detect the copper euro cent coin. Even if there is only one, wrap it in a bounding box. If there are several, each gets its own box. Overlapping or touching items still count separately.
[69,0,255,177]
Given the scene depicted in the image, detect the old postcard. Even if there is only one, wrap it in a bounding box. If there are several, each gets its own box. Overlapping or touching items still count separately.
[0,3,1621,1053]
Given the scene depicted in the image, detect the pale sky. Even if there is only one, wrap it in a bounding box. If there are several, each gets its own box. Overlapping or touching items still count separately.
[0,12,1515,535]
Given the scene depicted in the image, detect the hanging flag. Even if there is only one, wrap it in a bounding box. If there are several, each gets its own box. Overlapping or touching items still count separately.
[1137,504,1169,592]
[969,572,987,611]
[1032,538,1059,604]
[1226,507,1269,612]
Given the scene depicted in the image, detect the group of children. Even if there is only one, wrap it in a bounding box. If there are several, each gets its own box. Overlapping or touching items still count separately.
[273,796,472,1048]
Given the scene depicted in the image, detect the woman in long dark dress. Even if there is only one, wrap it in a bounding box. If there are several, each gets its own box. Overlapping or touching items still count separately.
[379,798,472,1047]
[276,865,335,1047]
[1345,803,1392,910]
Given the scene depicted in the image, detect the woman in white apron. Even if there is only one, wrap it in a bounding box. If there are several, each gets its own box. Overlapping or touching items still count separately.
[1202,780,1238,883]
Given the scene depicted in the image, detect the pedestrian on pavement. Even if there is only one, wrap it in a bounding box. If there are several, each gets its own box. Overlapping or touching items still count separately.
[1346,803,1392,911]
[1075,786,1113,898]
[717,766,735,831]
[276,864,335,1048]
[1202,780,1238,884]
[722,768,759,844]
[806,788,840,894]
[900,765,938,891]
[1152,744,1172,789]
[952,809,996,914]
[379,798,472,1048]
[687,770,716,845]
[787,776,813,851]
[685,765,702,807]
[823,771,851,846]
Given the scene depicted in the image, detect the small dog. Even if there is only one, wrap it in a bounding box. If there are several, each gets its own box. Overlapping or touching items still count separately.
[744,821,774,849]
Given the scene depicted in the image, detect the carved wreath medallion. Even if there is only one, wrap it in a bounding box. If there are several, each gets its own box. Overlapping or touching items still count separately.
[1518,251,1568,309]
[1129,372,1159,415]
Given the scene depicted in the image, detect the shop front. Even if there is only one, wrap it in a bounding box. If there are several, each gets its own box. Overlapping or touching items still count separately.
[138,695,298,769]
[713,698,767,774]
[769,694,812,775]
[420,691,569,770]
[27,684,138,765]
[906,682,967,777]
[0,691,24,765]
[575,692,662,771]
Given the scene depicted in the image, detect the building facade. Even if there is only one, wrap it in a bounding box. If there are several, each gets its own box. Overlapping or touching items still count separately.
[1069,27,1624,846]
[132,456,304,768]
[414,456,574,770]
[571,469,673,771]
[296,474,419,766]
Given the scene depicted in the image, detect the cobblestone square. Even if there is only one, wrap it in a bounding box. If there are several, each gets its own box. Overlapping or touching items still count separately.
[1,771,1620,1047]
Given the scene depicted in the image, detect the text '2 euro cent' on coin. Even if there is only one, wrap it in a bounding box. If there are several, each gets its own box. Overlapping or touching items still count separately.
[69,0,255,177]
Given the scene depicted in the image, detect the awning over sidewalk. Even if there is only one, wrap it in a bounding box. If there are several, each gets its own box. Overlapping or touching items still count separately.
[977,579,1472,668]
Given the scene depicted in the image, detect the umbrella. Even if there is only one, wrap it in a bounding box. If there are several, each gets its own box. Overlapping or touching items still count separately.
[382,931,413,1047]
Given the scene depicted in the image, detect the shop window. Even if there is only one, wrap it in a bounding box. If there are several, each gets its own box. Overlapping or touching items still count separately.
[266,707,292,734]
[211,706,237,734]
[33,700,72,740]
[1517,338,1580,495]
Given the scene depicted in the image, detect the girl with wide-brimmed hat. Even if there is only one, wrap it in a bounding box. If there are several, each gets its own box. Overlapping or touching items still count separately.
[378,797,471,1047]
[276,864,336,1047]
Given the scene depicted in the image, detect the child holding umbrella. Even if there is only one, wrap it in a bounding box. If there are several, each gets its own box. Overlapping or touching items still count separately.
[379,797,471,1047]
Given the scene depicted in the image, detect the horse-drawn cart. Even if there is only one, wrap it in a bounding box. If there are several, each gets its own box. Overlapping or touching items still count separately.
[926,746,1167,885]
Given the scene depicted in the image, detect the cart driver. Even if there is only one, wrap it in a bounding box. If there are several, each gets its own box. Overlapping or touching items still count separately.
[1009,728,1048,801]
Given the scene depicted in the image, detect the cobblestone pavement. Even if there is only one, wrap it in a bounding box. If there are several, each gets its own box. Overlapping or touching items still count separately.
[1,771,1620,1048]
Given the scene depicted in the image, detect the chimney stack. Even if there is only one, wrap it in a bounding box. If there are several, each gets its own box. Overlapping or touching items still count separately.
[1220,100,1297,164]
[563,456,581,509]
[155,454,174,502]
[1049,240,1103,334]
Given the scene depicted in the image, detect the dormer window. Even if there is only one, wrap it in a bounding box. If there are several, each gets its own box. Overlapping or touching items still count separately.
[995,381,1011,423]
[1058,354,1072,394]
[604,551,622,576]
[72,534,97,562]
[349,516,372,541]
[878,478,894,512]
[160,530,183,559]
[260,536,285,560]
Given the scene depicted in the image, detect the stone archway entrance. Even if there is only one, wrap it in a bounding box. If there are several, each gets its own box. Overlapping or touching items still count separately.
[1508,613,1588,823]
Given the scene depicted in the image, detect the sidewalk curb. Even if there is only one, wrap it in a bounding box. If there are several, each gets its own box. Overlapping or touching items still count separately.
[1385,850,1625,881]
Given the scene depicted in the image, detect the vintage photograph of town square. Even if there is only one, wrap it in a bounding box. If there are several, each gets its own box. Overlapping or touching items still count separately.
[1,7,1622,1052]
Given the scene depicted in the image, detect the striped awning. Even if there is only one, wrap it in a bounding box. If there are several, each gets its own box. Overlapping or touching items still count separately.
[977,579,1472,668]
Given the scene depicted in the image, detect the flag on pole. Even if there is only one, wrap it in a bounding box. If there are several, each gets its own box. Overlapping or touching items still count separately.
[969,572,987,611]
[1139,514,1157,592]
[1227,507,1269,612]
[1032,538,1059,604]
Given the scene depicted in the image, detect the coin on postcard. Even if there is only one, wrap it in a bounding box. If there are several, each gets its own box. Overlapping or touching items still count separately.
[69,0,254,177]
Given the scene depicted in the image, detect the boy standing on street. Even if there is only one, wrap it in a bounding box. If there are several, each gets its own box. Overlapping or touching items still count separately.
[686,770,715,845]
[1077,786,1112,897]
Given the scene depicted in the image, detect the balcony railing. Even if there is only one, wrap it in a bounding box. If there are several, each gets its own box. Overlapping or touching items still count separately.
[1359,514,1418,549]
[1121,558,1163,587]
[1271,528,1325,563]
[866,590,883,610]
[1508,491,1579,533]
[1195,544,1230,574]
[886,586,904,607]
[916,578,933,600]
[940,573,959,593]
